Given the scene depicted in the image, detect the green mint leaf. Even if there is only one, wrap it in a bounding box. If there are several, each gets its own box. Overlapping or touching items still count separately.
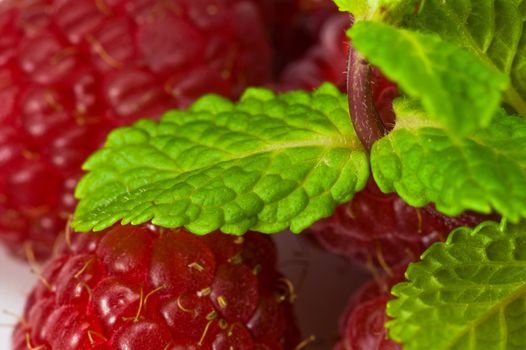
[387,220,526,350]
[72,84,368,234]
[332,0,362,14]
[371,99,526,221]
[332,0,412,23]
[348,21,509,135]
[332,0,377,18]
[398,0,526,117]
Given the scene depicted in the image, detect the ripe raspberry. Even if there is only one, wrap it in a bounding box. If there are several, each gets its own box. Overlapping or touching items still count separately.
[280,11,349,90]
[263,0,341,76]
[337,297,398,350]
[13,224,300,349]
[0,0,272,260]
[335,266,405,350]
[307,179,494,271]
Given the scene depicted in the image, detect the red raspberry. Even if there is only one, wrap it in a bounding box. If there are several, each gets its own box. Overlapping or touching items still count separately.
[307,179,494,271]
[0,0,272,260]
[263,0,341,75]
[281,12,486,271]
[280,11,349,90]
[13,224,300,349]
[335,266,405,350]
[337,296,399,350]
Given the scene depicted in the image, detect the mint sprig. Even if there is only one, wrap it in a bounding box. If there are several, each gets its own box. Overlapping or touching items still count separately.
[72,84,369,234]
[371,99,526,221]
[348,21,508,136]
[387,220,526,350]
[338,0,526,116]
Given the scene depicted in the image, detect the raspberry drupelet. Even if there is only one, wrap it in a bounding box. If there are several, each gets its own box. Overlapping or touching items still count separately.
[335,265,405,350]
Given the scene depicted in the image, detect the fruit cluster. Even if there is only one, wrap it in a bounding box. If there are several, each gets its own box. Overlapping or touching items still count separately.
[0,0,273,259]
[1,0,504,349]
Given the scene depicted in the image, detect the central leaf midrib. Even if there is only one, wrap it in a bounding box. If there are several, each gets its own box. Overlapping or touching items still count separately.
[148,134,361,174]
[79,135,361,216]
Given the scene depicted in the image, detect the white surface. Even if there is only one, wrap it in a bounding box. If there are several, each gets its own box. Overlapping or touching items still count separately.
[274,232,370,349]
[0,247,36,350]
[0,233,370,350]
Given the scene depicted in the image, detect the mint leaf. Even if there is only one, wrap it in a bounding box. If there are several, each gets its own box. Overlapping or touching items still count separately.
[371,99,526,221]
[348,22,509,135]
[398,0,526,117]
[387,220,526,350]
[332,0,378,18]
[72,84,368,234]
[332,0,362,14]
[332,0,412,23]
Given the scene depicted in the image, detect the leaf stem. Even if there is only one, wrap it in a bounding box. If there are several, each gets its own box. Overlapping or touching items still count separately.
[347,46,386,151]
[504,87,526,119]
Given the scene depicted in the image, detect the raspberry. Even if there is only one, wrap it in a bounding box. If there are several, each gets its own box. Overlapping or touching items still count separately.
[263,0,341,76]
[13,224,300,349]
[307,179,493,271]
[280,11,349,90]
[337,296,399,350]
[335,266,405,350]
[0,0,272,260]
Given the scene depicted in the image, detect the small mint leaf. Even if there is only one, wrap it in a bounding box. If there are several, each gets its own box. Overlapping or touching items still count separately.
[348,22,509,135]
[332,0,359,13]
[396,0,526,117]
[332,0,412,23]
[371,99,526,221]
[332,0,371,17]
[72,84,369,234]
[387,220,526,350]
